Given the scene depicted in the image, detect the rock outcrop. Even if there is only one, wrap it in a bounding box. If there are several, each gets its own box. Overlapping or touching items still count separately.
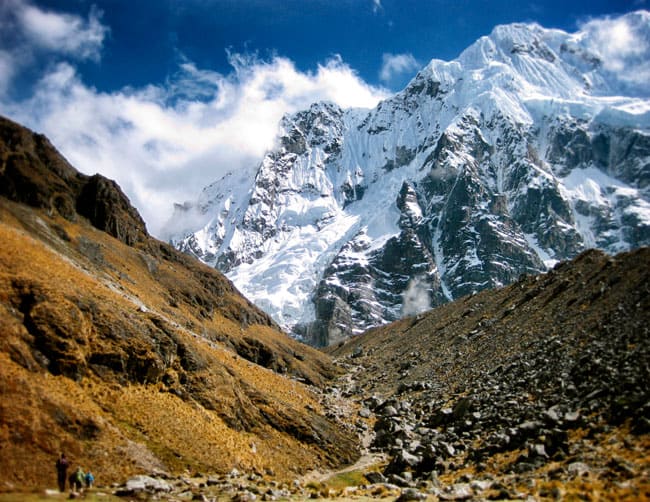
[0,116,148,247]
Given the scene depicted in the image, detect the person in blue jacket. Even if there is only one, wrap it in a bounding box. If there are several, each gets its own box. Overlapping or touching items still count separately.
[85,470,95,489]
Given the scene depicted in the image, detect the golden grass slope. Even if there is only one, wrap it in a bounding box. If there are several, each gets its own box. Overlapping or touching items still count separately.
[0,197,358,492]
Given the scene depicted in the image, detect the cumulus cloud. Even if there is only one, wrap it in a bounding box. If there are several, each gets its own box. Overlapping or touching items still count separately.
[579,11,650,94]
[16,2,108,60]
[1,53,388,238]
[373,0,383,14]
[379,52,421,84]
[0,0,108,98]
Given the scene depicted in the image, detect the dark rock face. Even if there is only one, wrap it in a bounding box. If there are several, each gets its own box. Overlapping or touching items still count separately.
[419,119,547,297]
[0,116,147,247]
[305,183,443,346]
[76,174,147,247]
[0,118,82,216]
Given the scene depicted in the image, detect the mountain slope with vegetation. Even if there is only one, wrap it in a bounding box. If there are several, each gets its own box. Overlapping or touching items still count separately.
[0,116,358,491]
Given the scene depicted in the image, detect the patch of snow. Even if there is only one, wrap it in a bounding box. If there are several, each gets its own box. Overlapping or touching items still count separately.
[524,233,558,268]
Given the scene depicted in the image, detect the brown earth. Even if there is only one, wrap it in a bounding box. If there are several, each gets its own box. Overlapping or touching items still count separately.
[0,116,359,491]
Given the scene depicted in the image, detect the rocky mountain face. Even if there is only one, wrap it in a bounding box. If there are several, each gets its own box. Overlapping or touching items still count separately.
[327,246,650,500]
[0,117,149,248]
[0,116,359,490]
[171,12,650,346]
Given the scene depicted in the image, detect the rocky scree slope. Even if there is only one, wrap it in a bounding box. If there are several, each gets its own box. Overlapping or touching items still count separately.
[0,116,359,491]
[328,247,650,499]
[172,12,650,347]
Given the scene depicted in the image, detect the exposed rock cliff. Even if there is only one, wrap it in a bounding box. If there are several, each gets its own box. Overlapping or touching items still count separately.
[171,13,650,346]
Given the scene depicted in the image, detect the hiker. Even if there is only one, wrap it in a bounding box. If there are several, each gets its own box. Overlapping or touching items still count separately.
[69,466,85,492]
[68,471,77,492]
[85,470,95,489]
[55,453,69,492]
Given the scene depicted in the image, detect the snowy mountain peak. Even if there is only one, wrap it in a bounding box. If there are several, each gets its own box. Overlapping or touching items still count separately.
[171,12,650,346]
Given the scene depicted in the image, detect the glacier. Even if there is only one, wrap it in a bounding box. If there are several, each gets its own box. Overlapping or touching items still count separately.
[170,11,650,346]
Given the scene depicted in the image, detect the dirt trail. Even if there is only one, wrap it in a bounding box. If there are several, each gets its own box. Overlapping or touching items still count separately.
[300,361,387,485]
[300,451,386,484]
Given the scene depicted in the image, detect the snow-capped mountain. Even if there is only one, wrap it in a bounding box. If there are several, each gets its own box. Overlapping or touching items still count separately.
[170,12,650,346]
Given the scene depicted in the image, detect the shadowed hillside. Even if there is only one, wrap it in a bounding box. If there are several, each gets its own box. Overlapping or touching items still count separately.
[0,116,358,491]
[329,247,650,499]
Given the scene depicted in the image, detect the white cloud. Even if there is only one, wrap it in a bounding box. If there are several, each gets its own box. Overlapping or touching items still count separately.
[373,0,383,13]
[0,0,108,96]
[16,2,108,61]
[379,52,421,84]
[1,54,388,238]
[579,11,650,93]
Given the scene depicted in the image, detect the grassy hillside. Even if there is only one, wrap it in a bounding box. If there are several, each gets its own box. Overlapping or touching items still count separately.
[0,116,358,491]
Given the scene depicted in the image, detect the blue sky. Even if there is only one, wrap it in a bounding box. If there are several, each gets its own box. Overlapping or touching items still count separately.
[3,0,642,94]
[0,0,647,236]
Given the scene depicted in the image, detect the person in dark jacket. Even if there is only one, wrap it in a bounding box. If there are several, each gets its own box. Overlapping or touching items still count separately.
[55,453,69,492]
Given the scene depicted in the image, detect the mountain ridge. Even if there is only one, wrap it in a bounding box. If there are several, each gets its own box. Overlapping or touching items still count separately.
[171,12,650,346]
[0,117,149,248]
[0,115,360,490]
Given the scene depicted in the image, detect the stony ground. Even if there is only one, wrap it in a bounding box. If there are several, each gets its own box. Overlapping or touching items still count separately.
[326,247,650,500]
